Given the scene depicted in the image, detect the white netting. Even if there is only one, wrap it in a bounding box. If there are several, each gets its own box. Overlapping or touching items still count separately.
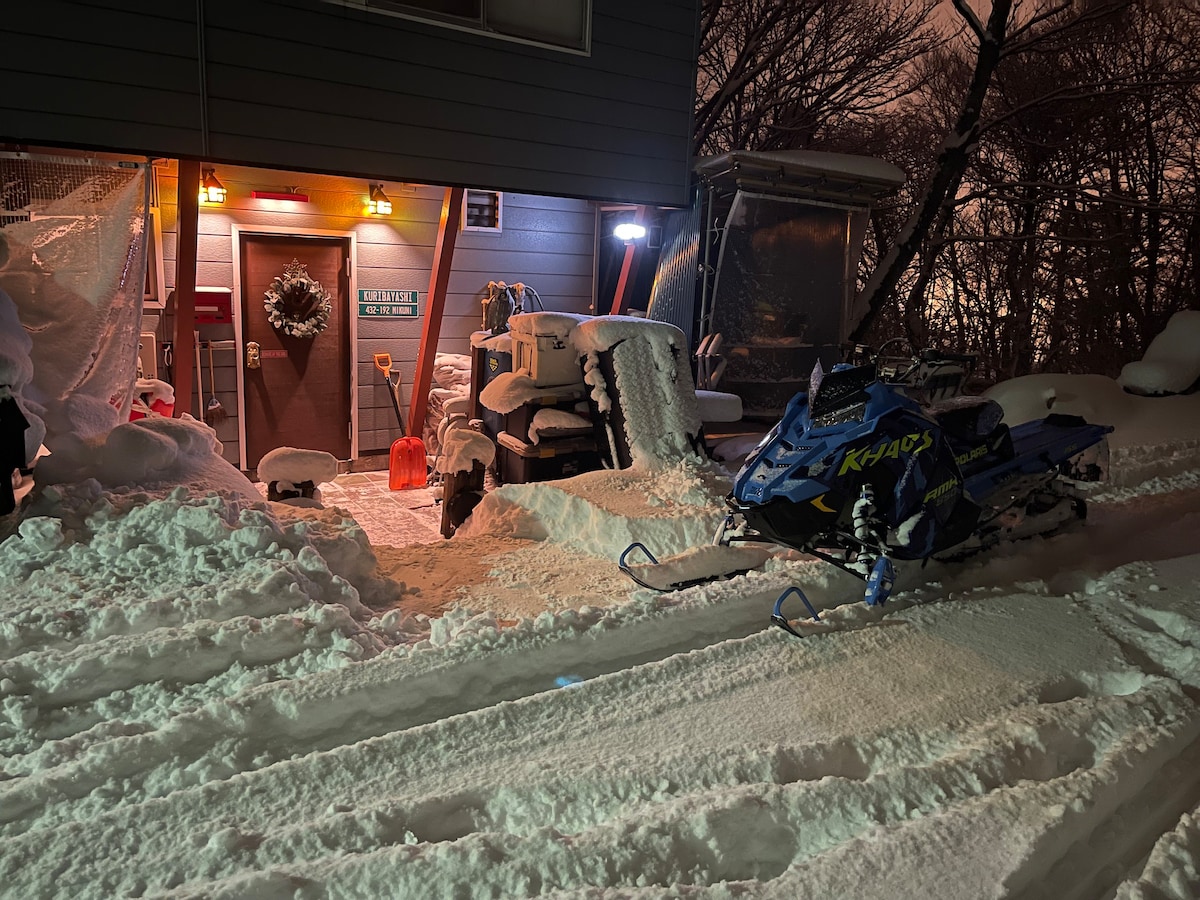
[0,152,148,444]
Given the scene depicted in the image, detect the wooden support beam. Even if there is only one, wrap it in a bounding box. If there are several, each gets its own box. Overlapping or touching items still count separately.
[172,159,201,418]
[408,186,463,438]
[609,205,651,316]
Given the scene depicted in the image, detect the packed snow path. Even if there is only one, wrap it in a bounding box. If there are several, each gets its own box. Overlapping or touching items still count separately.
[4,465,1200,897]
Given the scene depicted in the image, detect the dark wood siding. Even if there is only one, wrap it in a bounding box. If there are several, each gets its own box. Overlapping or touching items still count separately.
[1,0,699,206]
[0,1,205,156]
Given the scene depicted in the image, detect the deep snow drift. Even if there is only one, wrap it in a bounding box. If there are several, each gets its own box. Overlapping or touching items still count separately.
[3,355,1200,897]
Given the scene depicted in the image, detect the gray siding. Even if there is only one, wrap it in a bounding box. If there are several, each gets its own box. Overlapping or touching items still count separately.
[155,163,595,463]
[1,0,699,207]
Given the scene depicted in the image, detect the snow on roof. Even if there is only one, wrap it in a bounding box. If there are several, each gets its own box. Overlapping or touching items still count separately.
[257,447,339,487]
[695,149,907,199]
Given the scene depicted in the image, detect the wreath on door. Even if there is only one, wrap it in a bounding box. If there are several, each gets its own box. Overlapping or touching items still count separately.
[264,259,332,339]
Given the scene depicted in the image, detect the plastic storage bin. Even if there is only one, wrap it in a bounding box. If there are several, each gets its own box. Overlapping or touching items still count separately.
[510,331,584,387]
[495,431,601,484]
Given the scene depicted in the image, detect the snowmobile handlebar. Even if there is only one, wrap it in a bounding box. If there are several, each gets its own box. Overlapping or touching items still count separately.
[847,342,978,375]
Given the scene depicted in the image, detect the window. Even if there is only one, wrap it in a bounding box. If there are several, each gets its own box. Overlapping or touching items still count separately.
[463,190,502,232]
[327,0,591,53]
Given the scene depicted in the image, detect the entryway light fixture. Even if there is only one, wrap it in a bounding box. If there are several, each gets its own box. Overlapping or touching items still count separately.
[368,184,392,216]
[252,187,309,202]
[199,168,227,204]
[613,222,646,242]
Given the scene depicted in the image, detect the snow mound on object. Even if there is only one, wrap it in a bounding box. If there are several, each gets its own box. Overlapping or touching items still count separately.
[479,371,543,414]
[508,310,591,340]
[437,428,495,475]
[696,389,743,423]
[257,446,338,487]
[986,373,1133,432]
[986,373,1200,488]
[1118,309,1200,396]
[458,461,729,560]
[573,316,703,470]
[34,414,258,499]
[528,408,590,444]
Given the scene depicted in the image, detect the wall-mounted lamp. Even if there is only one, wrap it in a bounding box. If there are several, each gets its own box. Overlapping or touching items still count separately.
[368,184,392,216]
[199,168,227,204]
[613,222,646,242]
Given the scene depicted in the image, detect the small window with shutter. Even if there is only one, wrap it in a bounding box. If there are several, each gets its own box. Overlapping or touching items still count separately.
[463,190,503,232]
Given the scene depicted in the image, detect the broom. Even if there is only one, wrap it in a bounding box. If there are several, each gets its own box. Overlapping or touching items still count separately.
[204,343,228,426]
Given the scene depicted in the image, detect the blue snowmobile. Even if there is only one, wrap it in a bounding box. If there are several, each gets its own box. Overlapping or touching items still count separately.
[620,346,1113,636]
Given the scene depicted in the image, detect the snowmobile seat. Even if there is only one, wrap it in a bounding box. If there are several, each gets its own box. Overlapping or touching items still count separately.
[927,395,1003,442]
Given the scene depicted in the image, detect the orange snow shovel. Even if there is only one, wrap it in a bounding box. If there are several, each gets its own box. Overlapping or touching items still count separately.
[373,353,427,490]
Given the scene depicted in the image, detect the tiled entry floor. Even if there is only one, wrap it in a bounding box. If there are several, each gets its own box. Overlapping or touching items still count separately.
[321,471,443,546]
[255,471,444,547]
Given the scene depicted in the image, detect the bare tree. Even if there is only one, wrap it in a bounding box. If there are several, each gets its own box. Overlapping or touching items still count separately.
[694,0,940,155]
[849,0,1134,345]
[904,0,1200,377]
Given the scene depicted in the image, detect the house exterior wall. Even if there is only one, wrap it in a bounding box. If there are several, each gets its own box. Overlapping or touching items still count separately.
[154,164,595,465]
[1,0,699,207]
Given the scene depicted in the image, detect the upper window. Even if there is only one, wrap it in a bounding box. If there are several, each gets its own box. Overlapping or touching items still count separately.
[330,0,591,54]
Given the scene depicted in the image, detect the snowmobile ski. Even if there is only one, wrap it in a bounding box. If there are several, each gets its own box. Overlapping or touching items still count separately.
[618,541,774,593]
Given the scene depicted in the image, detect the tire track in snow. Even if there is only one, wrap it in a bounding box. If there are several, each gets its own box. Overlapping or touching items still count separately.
[0,593,1190,899]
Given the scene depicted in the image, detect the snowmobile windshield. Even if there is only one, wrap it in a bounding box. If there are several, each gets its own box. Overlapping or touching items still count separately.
[809,363,875,428]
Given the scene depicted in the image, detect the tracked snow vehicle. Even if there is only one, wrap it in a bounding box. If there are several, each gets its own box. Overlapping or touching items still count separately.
[621,346,1113,635]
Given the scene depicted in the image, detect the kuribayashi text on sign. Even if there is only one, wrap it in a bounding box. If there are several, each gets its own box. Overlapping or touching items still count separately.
[357,289,419,317]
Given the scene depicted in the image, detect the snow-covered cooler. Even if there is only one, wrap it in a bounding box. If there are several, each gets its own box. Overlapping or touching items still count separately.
[509,312,591,388]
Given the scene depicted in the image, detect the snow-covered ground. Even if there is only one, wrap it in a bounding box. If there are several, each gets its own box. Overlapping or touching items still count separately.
[4,352,1200,897]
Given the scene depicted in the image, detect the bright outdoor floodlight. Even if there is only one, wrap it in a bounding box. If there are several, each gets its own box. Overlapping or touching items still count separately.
[613,222,646,242]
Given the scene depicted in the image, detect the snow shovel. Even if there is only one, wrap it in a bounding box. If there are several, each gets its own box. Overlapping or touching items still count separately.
[373,353,427,490]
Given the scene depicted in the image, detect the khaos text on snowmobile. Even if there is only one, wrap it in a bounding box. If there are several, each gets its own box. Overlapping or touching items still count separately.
[620,347,1113,636]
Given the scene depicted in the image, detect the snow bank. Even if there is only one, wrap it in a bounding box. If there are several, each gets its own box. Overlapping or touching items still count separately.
[34,414,258,499]
[458,461,729,560]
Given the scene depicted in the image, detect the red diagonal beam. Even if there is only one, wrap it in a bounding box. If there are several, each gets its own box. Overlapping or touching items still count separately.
[408,186,463,438]
[609,205,650,316]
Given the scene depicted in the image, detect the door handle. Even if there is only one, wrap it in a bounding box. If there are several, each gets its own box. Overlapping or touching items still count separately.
[246,341,261,369]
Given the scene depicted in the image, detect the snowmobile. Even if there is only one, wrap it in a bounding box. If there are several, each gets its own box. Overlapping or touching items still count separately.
[620,345,1113,636]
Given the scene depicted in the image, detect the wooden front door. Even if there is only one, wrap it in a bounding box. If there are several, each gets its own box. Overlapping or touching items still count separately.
[240,234,351,471]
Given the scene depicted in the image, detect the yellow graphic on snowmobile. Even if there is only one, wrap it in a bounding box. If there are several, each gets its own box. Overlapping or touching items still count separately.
[923,475,960,504]
[838,430,934,476]
[810,494,837,513]
[954,443,989,467]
